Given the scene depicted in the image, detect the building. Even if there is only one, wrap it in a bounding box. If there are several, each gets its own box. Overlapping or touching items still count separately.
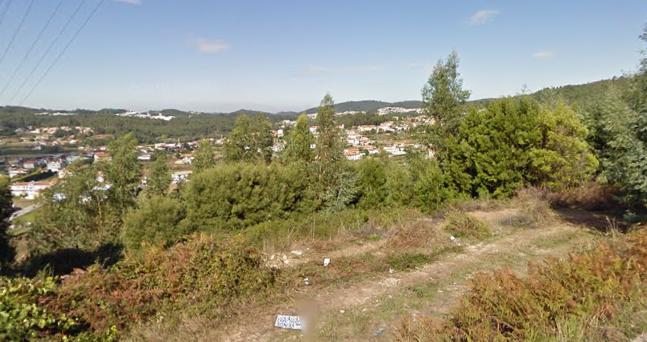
[10,181,54,200]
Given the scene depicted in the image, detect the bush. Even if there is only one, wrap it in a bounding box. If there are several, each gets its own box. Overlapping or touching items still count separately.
[443,97,598,198]
[45,235,278,332]
[356,158,388,208]
[0,276,78,340]
[443,211,492,240]
[397,228,647,341]
[183,162,317,231]
[122,195,189,252]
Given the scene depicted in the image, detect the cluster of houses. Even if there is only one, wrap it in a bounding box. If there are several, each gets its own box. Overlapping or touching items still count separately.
[13,126,94,149]
[5,154,83,178]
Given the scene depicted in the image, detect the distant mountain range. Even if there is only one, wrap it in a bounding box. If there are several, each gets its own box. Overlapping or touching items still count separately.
[0,76,633,118]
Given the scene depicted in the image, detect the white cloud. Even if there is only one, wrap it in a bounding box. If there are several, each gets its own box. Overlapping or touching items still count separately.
[532,51,555,60]
[191,38,231,54]
[469,10,500,26]
[113,0,142,5]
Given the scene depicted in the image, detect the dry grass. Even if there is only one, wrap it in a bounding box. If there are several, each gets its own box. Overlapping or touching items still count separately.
[395,228,647,341]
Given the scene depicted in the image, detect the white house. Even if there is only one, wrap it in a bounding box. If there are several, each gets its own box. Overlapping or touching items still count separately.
[10,181,54,200]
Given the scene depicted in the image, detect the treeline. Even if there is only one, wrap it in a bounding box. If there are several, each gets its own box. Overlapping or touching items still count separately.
[0,109,295,143]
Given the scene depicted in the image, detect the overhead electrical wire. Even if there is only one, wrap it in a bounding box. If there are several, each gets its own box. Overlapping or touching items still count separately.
[20,0,106,105]
[0,0,65,98]
[19,0,105,105]
[0,0,34,67]
[9,0,85,103]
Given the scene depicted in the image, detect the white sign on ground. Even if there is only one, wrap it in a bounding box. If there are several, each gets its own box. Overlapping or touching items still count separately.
[274,315,304,330]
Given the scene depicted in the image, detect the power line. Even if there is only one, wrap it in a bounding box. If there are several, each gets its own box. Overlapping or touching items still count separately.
[9,0,85,103]
[0,0,65,98]
[0,0,34,67]
[20,0,105,105]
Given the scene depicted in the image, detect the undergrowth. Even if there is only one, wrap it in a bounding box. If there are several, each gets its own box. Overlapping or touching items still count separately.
[395,227,647,341]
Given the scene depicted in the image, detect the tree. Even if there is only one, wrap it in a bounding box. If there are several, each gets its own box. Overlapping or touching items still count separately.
[282,114,314,163]
[315,94,343,167]
[31,162,121,251]
[313,94,356,210]
[356,158,388,208]
[422,51,471,136]
[122,195,188,253]
[146,152,171,197]
[0,176,14,269]
[224,114,273,163]
[192,139,215,173]
[105,133,141,212]
[444,97,598,197]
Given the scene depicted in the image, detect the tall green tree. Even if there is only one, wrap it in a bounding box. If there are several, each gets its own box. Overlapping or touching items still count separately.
[313,94,356,210]
[0,176,14,269]
[105,133,141,212]
[422,51,471,136]
[444,97,598,197]
[315,94,343,166]
[224,114,274,163]
[146,152,171,197]
[282,114,314,163]
[192,139,215,173]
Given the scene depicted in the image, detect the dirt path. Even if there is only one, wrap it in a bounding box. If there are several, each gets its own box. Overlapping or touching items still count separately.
[225,219,596,342]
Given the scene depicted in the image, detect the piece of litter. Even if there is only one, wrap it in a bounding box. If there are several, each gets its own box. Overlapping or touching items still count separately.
[373,327,386,337]
[323,257,331,267]
[304,277,310,285]
[339,309,345,313]
[274,315,304,330]
[291,250,303,256]
[450,235,456,241]
[389,268,394,274]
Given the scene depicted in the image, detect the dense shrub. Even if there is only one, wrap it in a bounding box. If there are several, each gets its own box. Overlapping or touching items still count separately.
[355,158,388,208]
[45,235,278,332]
[183,162,318,231]
[443,97,598,198]
[0,276,79,340]
[397,228,647,341]
[122,195,189,252]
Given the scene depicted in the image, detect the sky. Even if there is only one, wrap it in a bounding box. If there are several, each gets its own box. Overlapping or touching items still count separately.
[0,0,645,113]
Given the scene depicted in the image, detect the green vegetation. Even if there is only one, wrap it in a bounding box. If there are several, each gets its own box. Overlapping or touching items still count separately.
[0,176,14,271]
[443,211,492,240]
[1,21,646,342]
[224,114,273,163]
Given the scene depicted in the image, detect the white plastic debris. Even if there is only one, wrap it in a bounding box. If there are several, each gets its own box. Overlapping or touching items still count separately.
[323,257,331,267]
[274,315,304,330]
[304,277,310,285]
[291,250,303,256]
[449,235,456,241]
[389,268,395,274]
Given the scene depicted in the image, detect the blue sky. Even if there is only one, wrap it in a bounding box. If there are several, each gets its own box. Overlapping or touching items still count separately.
[0,0,645,112]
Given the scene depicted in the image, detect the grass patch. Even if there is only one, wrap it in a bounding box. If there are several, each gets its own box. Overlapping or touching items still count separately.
[443,211,492,240]
[387,253,434,271]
